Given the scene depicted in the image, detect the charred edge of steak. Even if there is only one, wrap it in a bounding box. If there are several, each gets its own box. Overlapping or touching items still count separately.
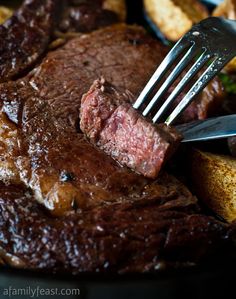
[0,182,234,273]
[0,0,62,82]
[80,79,182,179]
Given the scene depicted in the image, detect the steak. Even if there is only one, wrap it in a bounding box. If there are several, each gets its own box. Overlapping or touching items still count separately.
[0,0,60,82]
[170,74,225,124]
[0,0,122,83]
[0,24,172,216]
[59,0,119,33]
[80,79,182,178]
[0,176,234,273]
[0,24,234,273]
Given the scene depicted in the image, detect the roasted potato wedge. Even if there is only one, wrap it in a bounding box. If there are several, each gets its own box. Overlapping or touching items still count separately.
[0,6,13,24]
[222,57,236,73]
[213,0,236,72]
[144,0,208,41]
[213,0,236,19]
[190,149,236,223]
[103,0,126,21]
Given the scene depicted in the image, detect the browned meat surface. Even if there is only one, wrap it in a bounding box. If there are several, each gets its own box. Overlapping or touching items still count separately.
[0,176,234,273]
[59,0,119,33]
[0,0,123,83]
[80,79,182,178]
[0,23,234,273]
[0,24,227,216]
[0,25,172,216]
[0,0,60,82]
[170,75,225,124]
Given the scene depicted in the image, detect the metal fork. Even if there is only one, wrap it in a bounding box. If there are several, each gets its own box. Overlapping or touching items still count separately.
[133,17,236,125]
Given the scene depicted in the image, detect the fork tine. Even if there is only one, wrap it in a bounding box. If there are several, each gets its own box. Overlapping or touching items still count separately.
[133,37,189,110]
[165,56,232,126]
[152,50,211,123]
[142,43,198,117]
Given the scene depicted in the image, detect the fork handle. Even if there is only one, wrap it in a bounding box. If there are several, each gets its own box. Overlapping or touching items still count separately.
[176,115,236,142]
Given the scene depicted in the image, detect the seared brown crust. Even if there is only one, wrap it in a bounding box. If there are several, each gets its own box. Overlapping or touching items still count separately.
[0,0,126,83]
[0,0,60,82]
[0,25,172,216]
[58,0,120,33]
[0,177,233,274]
[26,24,166,127]
[0,24,226,217]
[0,24,234,273]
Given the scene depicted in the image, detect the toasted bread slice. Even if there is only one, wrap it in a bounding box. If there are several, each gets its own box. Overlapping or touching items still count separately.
[190,149,236,223]
[103,0,126,21]
[0,6,13,24]
[144,0,208,41]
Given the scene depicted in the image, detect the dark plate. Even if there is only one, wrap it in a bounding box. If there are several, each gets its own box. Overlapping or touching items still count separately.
[0,1,235,298]
[0,261,236,299]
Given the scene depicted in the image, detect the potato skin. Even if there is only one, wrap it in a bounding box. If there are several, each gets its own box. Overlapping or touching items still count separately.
[213,0,236,19]
[213,0,236,72]
[0,6,13,24]
[103,0,126,21]
[190,149,236,223]
[144,0,208,41]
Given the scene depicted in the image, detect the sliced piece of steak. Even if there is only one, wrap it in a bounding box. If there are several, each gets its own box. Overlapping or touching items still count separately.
[0,0,61,82]
[0,177,234,273]
[80,79,182,178]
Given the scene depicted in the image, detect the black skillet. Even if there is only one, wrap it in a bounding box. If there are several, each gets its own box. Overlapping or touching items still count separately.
[0,1,236,298]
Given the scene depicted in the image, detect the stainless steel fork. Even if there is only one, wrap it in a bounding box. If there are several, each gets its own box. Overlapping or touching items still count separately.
[133,17,236,125]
